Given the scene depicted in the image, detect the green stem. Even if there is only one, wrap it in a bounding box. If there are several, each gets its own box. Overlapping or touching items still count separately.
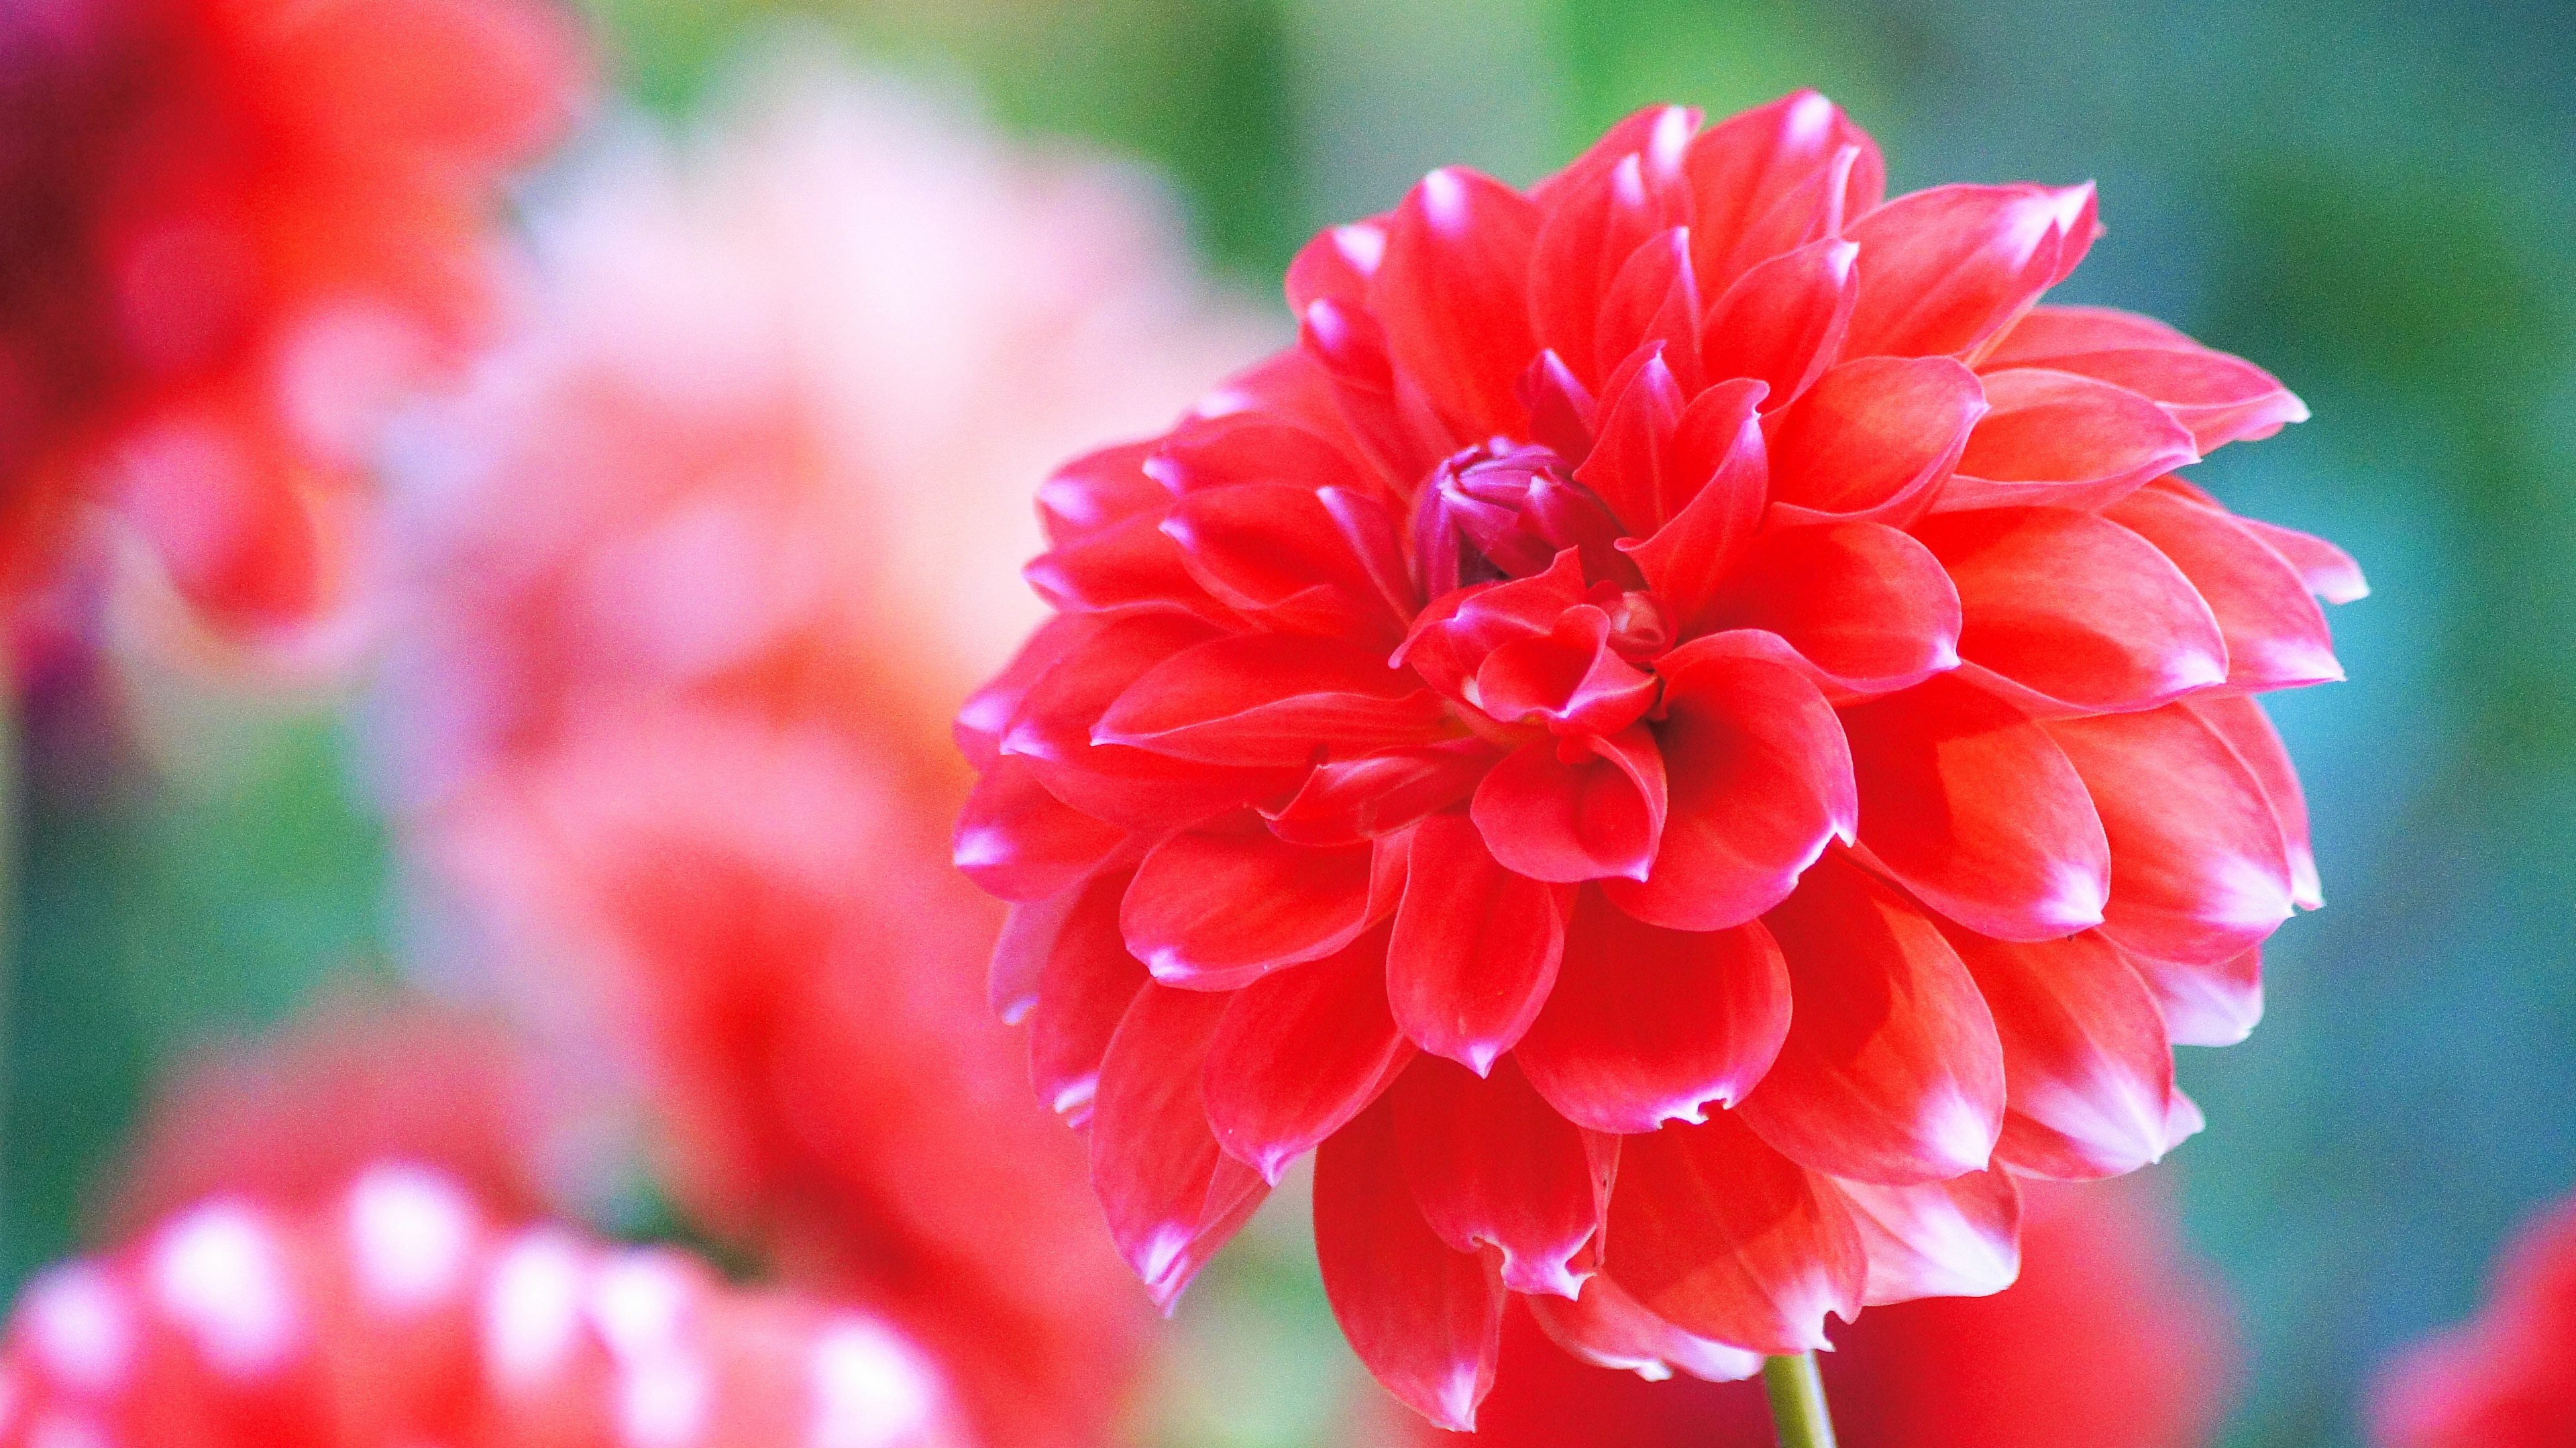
[1761,1353,1839,1448]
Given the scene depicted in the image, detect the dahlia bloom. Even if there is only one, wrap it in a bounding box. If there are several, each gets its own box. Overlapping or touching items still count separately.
[380,71,1269,1448]
[954,90,2363,1425]
[0,0,582,641]
[2373,1192,2576,1447]
[1398,1178,2233,1447]
[0,1162,973,1448]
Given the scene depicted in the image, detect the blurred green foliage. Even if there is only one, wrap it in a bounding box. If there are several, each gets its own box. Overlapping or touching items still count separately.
[7,2,2575,1446]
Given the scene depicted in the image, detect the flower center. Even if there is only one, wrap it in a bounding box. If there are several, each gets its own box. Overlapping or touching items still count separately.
[1411,440,1642,598]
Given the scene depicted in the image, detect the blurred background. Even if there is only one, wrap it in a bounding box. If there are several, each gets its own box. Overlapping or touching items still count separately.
[6,2,2575,1447]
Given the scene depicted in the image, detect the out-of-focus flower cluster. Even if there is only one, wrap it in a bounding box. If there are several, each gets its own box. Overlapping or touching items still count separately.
[2373,1192,2576,1448]
[0,0,580,649]
[374,67,1273,1448]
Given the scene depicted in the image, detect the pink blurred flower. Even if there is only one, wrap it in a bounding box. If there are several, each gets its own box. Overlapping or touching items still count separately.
[1393,1178,2234,1447]
[0,1161,975,1448]
[2373,1194,2576,1447]
[380,68,1271,1448]
[0,0,584,644]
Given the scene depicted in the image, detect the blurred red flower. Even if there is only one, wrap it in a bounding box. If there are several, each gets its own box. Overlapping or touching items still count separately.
[955,89,2364,1426]
[381,73,1271,1448]
[1390,1178,2233,1447]
[0,0,582,643]
[0,1161,974,1448]
[2373,1193,2576,1447]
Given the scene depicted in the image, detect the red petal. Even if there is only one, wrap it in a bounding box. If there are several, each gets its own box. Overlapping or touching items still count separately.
[1937,368,2200,514]
[1571,348,1688,537]
[1530,152,1683,390]
[1474,607,1659,736]
[1606,637,1853,931]
[1286,219,1388,312]
[1943,925,2188,1179]
[2047,703,2296,966]
[1393,1055,1613,1297]
[1603,1111,1865,1354]
[1532,103,1698,213]
[1839,672,2110,941]
[2128,944,2263,1047]
[1594,229,1705,393]
[1831,1168,2023,1304]
[1372,167,1542,439]
[1205,925,1412,1183]
[2186,693,2320,909]
[1024,509,1229,621]
[1030,870,1149,1125]
[1091,984,1273,1309]
[959,613,1092,770]
[1314,1100,1507,1431]
[2236,515,2369,605]
[1620,379,1770,629]
[1301,297,1448,488]
[1122,823,1379,988]
[1984,305,2309,450]
[1036,441,1167,544]
[1093,633,1445,767]
[1387,813,1568,1072]
[1515,890,1789,1133]
[1158,484,1401,645]
[1148,413,1371,498]
[1471,727,1668,885]
[1684,89,1884,295]
[1264,740,1496,847]
[1701,238,1859,409]
[1525,1274,1764,1384]
[954,756,1126,902]
[1739,852,2006,1184]
[2106,487,2343,692]
[1701,520,1961,699]
[1841,183,2094,360]
[1763,355,1986,524]
[1915,505,2228,715]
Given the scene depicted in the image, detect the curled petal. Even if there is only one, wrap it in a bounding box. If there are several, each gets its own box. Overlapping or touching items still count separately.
[1701,520,1961,700]
[1148,414,1371,497]
[1739,852,2006,1184]
[1091,985,1272,1310]
[1603,1111,1865,1354]
[1301,296,1448,487]
[1388,813,1568,1072]
[1620,378,1770,628]
[1532,102,1698,212]
[2186,692,2320,910]
[954,756,1125,902]
[1606,637,1853,931]
[2236,514,2369,605]
[1393,1055,1613,1297]
[1525,1274,1764,1384]
[1531,152,1685,389]
[1841,182,2096,360]
[1024,509,1230,622]
[1943,925,2190,1179]
[1831,1168,2023,1304]
[1265,740,1495,847]
[1030,870,1149,1125]
[1373,166,1542,439]
[1937,368,2200,515]
[1516,890,1790,1133]
[1037,442,1167,544]
[1161,482,1400,643]
[1471,726,1668,885]
[1286,218,1389,312]
[1122,823,1378,988]
[1475,607,1659,736]
[1839,672,2110,941]
[1701,237,1859,409]
[1763,355,1985,525]
[2106,487,2343,692]
[1572,348,1688,537]
[2047,703,2296,966]
[1915,505,2228,716]
[959,613,1093,770]
[1206,926,1412,1183]
[1315,1100,1507,1431]
[1594,229,1705,393]
[1684,89,1885,295]
[991,887,1077,1024]
[1093,633,1445,767]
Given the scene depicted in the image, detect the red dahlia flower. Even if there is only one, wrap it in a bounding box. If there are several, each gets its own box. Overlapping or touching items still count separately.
[2373,1192,2576,1447]
[0,0,581,640]
[955,90,2364,1427]
[1399,1177,2234,1448]
[0,1162,973,1448]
